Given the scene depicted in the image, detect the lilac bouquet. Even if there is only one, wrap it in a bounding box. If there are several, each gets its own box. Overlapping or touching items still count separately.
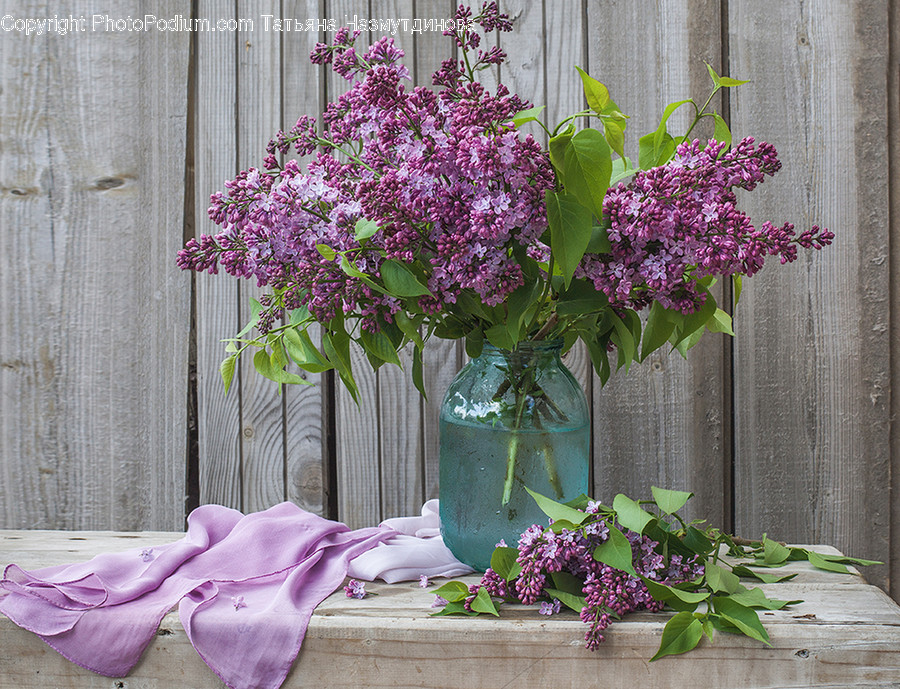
[176,2,832,401]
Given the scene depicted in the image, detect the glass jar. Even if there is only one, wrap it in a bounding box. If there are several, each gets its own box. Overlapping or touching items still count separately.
[439,340,590,570]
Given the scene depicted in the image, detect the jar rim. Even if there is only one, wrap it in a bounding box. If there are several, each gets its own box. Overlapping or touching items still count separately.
[481,339,564,354]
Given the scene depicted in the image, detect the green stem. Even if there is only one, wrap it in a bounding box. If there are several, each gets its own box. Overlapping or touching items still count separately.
[542,445,563,499]
[682,86,720,142]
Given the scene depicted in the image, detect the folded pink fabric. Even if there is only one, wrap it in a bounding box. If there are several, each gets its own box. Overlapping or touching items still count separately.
[0,501,471,689]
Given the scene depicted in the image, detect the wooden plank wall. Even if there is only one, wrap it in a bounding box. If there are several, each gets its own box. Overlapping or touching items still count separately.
[0,1,895,595]
[0,0,191,531]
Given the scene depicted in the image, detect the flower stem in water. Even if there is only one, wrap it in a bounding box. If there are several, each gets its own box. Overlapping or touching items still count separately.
[502,432,518,505]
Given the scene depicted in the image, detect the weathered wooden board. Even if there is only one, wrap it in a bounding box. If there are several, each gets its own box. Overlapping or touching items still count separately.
[236,0,291,514]
[195,1,245,511]
[282,0,330,517]
[0,0,190,531]
[2,531,899,688]
[889,0,900,604]
[729,0,892,591]
[584,0,728,526]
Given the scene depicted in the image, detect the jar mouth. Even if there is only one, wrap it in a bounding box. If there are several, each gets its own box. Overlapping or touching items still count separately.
[482,339,564,354]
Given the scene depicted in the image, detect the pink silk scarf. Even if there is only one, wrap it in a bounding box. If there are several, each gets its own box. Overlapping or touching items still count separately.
[0,500,471,689]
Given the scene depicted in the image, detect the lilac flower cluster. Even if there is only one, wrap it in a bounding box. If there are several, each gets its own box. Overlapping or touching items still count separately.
[475,512,704,651]
[578,138,834,313]
[343,579,367,599]
[177,3,552,333]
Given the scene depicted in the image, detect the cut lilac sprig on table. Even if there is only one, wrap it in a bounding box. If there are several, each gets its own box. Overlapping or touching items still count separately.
[432,486,879,660]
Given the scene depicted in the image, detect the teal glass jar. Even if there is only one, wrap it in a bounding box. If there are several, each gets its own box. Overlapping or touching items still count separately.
[439,340,590,570]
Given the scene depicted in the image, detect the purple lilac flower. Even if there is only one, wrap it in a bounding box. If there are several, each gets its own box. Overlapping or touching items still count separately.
[419,574,430,588]
[343,579,367,599]
[431,595,449,609]
[539,599,562,616]
[177,4,549,334]
[477,509,702,651]
[577,137,833,314]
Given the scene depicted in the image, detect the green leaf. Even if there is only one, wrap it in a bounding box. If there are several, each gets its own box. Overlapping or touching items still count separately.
[603,119,626,159]
[701,616,716,642]
[470,587,499,616]
[643,578,710,605]
[316,243,336,261]
[653,99,693,152]
[562,128,612,218]
[511,105,546,127]
[593,524,637,576]
[711,597,770,644]
[711,113,732,148]
[733,274,743,306]
[485,322,515,351]
[235,298,264,338]
[525,487,589,525]
[430,600,479,617]
[360,329,402,367]
[545,190,593,289]
[544,588,588,613]
[731,565,798,584]
[380,259,432,297]
[639,130,676,170]
[354,218,379,242]
[706,308,734,335]
[810,552,882,567]
[718,76,750,87]
[411,345,426,399]
[650,486,693,515]
[323,328,357,402]
[683,526,714,556]
[728,587,799,610]
[220,354,237,394]
[575,65,612,113]
[283,328,332,373]
[550,570,586,596]
[807,551,851,574]
[609,155,636,186]
[507,279,542,344]
[393,311,424,349]
[464,329,484,359]
[705,563,741,594]
[253,348,279,382]
[491,547,523,582]
[432,581,470,603]
[612,493,654,534]
[607,312,636,373]
[763,536,791,565]
[586,223,612,254]
[556,279,609,316]
[549,124,575,177]
[670,283,717,348]
[705,62,721,86]
[650,612,704,661]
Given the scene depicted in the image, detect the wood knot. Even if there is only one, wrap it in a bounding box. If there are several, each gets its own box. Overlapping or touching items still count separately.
[94,177,125,190]
[795,649,810,658]
[243,426,254,438]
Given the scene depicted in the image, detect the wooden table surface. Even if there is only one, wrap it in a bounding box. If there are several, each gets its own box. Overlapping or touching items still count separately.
[1,530,899,688]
